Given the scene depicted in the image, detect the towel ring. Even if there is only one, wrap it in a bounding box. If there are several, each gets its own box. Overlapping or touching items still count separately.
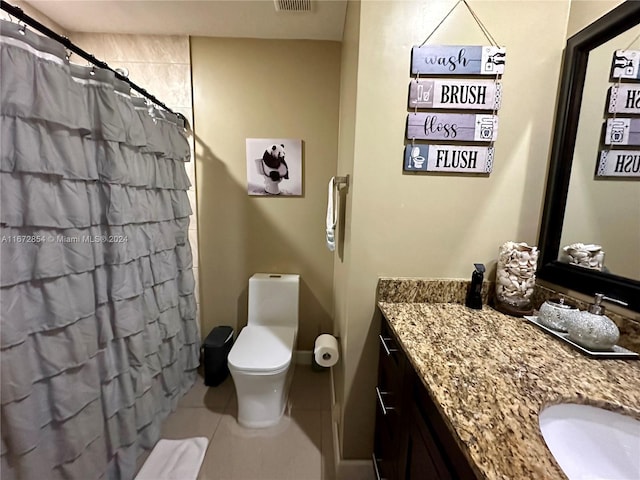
[334,175,349,189]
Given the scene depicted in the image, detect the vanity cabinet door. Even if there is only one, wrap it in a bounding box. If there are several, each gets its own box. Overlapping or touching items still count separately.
[374,314,478,480]
[405,401,452,480]
[410,367,478,480]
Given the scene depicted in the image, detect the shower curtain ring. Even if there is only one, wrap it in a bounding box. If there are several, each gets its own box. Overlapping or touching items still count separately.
[18,21,26,35]
[89,65,96,76]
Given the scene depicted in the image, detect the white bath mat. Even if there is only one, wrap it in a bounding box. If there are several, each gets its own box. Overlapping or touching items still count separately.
[135,437,209,480]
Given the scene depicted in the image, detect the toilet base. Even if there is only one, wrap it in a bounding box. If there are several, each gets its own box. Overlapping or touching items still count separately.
[238,410,285,429]
[230,363,295,429]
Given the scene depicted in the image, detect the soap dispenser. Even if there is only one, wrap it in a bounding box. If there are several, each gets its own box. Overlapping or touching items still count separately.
[566,294,624,351]
[465,263,485,310]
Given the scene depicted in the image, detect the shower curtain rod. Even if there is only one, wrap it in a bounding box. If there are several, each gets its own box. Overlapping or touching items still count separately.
[1,0,185,123]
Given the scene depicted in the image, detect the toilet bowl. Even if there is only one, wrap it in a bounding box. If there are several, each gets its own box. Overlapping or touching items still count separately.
[227,274,299,428]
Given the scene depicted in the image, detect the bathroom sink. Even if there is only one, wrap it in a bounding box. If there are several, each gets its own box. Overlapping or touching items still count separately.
[538,403,640,479]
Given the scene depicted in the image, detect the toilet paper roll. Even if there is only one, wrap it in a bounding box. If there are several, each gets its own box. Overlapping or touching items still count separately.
[314,334,339,368]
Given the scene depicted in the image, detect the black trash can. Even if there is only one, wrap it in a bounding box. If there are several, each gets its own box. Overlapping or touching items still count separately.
[202,326,234,386]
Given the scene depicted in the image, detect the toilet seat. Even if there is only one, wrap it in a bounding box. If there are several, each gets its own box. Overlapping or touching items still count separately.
[228,326,295,374]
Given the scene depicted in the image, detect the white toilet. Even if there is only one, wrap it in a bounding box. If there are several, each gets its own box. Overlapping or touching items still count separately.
[227,273,299,428]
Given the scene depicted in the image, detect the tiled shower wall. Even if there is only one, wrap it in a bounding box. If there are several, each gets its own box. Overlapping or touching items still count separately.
[69,33,201,332]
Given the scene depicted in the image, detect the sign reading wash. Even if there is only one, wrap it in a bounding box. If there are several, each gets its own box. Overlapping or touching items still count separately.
[411,45,506,75]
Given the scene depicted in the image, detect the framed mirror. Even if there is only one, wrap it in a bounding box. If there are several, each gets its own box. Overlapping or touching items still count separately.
[537,0,640,312]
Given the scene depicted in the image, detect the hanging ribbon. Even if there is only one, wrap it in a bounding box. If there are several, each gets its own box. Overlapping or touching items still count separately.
[419,0,501,48]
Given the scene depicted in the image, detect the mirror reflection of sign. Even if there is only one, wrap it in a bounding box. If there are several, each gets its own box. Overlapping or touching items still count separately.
[611,121,625,143]
[608,84,640,114]
[611,50,640,80]
[605,118,640,146]
[597,150,640,177]
[611,153,640,174]
[605,118,631,145]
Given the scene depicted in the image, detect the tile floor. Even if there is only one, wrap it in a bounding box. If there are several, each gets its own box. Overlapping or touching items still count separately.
[137,364,336,480]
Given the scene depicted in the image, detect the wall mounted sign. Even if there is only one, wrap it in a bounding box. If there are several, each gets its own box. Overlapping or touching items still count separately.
[411,45,506,76]
[608,84,640,114]
[406,113,498,142]
[611,50,640,80]
[604,118,640,146]
[408,78,502,110]
[246,138,302,196]
[404,144,494,173]
[597,150,640,177]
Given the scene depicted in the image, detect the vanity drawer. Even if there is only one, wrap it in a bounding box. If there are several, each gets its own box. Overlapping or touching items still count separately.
[377,321,405,420]
[373,317,408,480]
[379,320,403,372]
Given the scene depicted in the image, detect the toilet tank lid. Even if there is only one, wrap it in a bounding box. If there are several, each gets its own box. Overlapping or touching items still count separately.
[228,326,295,373]
[251,273,300,282]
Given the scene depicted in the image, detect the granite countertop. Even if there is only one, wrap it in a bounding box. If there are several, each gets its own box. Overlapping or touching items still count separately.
[377,291,640,479]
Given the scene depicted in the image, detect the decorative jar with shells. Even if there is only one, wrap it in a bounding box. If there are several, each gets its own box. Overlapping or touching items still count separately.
[495,242,538,316]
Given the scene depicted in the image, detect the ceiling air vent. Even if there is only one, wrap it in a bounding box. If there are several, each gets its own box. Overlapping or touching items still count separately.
[274,0,312,12]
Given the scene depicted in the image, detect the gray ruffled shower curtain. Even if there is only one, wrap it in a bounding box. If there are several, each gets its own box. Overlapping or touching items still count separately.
[0,20,200,480]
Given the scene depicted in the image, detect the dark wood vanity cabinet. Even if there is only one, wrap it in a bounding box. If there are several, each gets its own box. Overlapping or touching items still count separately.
[373,316,477,480]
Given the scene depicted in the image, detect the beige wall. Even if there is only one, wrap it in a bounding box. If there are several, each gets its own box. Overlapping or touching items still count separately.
[335,0,572,459]
[566,0,624,37]
[190,38,341,349]
[332,0,360,460]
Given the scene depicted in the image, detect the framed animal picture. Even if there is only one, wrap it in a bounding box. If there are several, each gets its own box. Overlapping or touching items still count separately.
[246,138,303,196]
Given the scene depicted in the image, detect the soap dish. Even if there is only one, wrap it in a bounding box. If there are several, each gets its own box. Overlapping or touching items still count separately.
[524,316,639,359]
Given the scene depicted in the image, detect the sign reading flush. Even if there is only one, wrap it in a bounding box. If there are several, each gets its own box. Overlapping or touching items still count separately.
[404,144,494,173]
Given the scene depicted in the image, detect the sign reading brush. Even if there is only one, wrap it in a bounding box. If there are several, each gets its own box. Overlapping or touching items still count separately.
[409,78,502,110]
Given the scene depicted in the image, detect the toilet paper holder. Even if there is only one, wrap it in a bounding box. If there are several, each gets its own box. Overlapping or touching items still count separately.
[313,334,340,369]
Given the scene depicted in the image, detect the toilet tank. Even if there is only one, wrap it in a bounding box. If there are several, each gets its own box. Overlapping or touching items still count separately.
[248,273,300,328]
